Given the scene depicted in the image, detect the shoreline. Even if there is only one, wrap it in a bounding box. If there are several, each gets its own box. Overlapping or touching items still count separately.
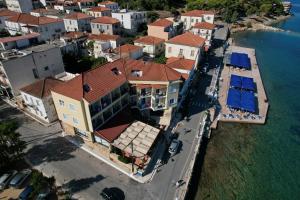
[230,14,291,33]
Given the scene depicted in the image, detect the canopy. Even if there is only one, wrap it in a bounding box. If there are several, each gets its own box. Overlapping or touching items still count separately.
[230,74,255,91]
[227,88,241,109]
[230,52,251,69]
[241,91,255,113]
[226,88,256,113]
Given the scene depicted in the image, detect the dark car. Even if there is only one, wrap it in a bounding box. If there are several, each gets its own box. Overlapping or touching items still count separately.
[0,170,17,190]
[18,185,33,200]
[100,187,125,200]
[9,169,31,188]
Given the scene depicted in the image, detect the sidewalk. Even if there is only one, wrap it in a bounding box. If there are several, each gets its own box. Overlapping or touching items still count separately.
[64,133,165,184]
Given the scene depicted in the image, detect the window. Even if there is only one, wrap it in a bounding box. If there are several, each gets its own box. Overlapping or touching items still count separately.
[32,68,39,79]
[191,50,195,57]
[24,95,28,101]
[69,20,71,25]
[179,49,183,55]
[169,98,176,105]
[69,104,76,111]
[73,117,79,124]
[44,66,49,71]
[36,99,40,106]
[59,100,64,106]
[191,19,194,23]
[168,46,172,53]
[63,113,68,120]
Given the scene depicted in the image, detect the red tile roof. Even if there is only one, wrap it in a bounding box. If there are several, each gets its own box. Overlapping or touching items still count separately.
[181,10,214,17]
[166,32,205,47]
[52,59,182,102]
[134,36,165,45]
[91,16,119,24]
[166,57,195,71]
[149,18,173,27]
[98,1,117,5]
[114,44,142,54]
[125,59,182,82]
[65,12,93,20]
[62,31,88,39]
[0,33,40,43]
[20,77,63,98]
[88,33,119,41]
[52,59,127,102]
[88,7,111,12]
[94,108,134,143]
[7,13,63,25]
[193,22,216,30]
[0,9,18,17]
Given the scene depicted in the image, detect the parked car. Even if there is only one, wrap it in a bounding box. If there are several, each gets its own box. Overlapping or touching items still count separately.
[36,187,51,200]
[9,169,32,188]
[100,187,122,200]
[202,63,209,73]
[168,139,180,156]
[18,185,33,200]
[0,170,17,190]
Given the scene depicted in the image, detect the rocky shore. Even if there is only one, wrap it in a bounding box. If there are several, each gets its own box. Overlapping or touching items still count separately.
[231,14,291,33]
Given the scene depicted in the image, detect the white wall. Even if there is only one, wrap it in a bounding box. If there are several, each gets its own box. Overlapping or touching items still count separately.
[191,28,213,46]
[165,43,201,61]
[21,92,58,123]
[64,18,91,32]
[112,11,146,32]
[181,14,214,30]
[6,0,33,13]
[134,42,164,57]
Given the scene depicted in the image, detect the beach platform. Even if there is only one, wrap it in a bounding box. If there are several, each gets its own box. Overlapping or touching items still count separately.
[216,46,269,125]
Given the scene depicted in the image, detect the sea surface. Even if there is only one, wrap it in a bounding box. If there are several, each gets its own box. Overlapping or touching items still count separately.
[195,2,300,200]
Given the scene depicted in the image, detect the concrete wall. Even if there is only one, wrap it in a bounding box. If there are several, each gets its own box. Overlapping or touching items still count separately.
[64,18,92,32]
[91,22,120,35]
[6,0,33,13]
[147,25,170,41]
[165,43,200,61]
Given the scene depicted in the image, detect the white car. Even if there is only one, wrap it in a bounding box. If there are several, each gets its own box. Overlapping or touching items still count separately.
[0,170,17,190]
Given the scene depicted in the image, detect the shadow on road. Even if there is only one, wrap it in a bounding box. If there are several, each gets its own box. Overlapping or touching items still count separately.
[64,174,105,194]
[26,136,83,166]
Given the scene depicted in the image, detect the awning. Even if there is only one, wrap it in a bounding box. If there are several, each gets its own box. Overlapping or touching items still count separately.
[230,52,251,69]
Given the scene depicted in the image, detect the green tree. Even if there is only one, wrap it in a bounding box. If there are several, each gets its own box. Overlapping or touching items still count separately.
[147,11,159,23]
[0,121,26,172]
[154,54,167,64]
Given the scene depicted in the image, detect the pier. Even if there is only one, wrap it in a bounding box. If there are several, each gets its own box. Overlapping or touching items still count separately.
[215,45,269,126]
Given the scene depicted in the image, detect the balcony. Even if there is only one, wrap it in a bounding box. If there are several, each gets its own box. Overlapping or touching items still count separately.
[152,88,167,98]
[138,88,152,98]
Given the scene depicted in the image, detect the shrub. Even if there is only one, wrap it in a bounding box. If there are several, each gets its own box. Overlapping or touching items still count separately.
[118,155,131,164]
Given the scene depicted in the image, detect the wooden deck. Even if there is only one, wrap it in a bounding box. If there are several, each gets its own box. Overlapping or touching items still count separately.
[216,46,269,125]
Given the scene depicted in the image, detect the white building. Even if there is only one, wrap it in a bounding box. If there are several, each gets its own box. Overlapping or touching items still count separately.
[165,32,205,64]
[0,44,65,97]
[105,44,143,62]
[5,0,33,13]
[0,9,18,30]
[87,6,112,17]
[181,10,214,30]
[76,0,95,11]
[64,12,94,32]
[134,36,165,58]
[91,16,120,35]
[191,22,216,46]
[30,8,63,18]
[5,13,66,41]
[87,34,120,58]
[98,1,119,11]
[0,33,40,50]
[112,9,147,33]
[20,77,63,123]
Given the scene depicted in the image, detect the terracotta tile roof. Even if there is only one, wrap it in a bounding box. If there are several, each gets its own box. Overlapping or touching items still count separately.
[52,59,182,102]
[125,59,182,82]
[166,57,195,71]
[0,32,40,43]
[52,59,127,103]
[94,108,134,143]
[134,36,165,45]
[166,32,205,47]
[181,10,214,17]
[88,6,111,12]
[99,1,117,5]
[149,18,173,27]
[114,44,142,54]
[20,77,63,99]
[193,22,216,30]
[65,12,93,20]
[62,31,88,39]
[0,9,18,17]
[88,33,119,41]
[91,16,119,24]
[7,13,63,25]
[74,0,94,3]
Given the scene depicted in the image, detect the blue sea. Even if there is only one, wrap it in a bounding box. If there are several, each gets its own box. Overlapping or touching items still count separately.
[195,1,300,199]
